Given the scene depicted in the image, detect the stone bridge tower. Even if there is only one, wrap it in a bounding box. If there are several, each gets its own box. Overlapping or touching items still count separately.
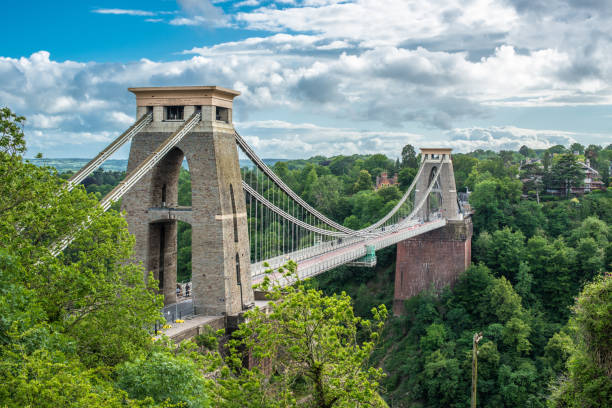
[122,86,253,317]
[393,148,472,315]
[414,148,460,221]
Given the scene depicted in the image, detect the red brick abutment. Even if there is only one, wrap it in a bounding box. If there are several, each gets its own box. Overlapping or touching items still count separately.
[393,217,473,316]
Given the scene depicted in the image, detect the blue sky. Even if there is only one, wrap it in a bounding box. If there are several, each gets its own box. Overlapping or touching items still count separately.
[1,0,611,159]
[1,1,264,62]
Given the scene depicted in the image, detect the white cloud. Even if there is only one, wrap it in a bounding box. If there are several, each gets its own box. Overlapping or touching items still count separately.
[29,114,69,129]
[175,0,229,26]
[107,111,135,126]
[236,0,518,48]
[235,121,608,158]
[169,17,201,26]
[4,0,612,158]
[92,8,155,16]
[446,126,581,152]
[234,0,260,7]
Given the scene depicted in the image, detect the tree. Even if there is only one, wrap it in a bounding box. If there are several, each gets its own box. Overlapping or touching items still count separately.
[519,145,536,158]
[543,151,552,173]
[353,169,373,193]
[0,347,128,408]
[0,107,26,155]
[551,153,583,197]
[363,154,394,176]
[376,185,401,202]
[470,179,503,233]
[499,150,514,165]
[548,145,567,155]
[570,143,585,155]
[343,214,361,230]
[116,351,210,408]
[474,227,525,283]
[526,235,577,321]
[401,144,418,169]
[0,108,164,405]
[451,154,479,191]
[310,175,344,218]
[221,262,388,408]
[568,217,610,282]
[585,144,601,161]
[398,167,416,190]
[303,167,319,200]
[328,155,356,176]
[514,262,534,305]
[512,200,546,238]
[549,275,612,407]
[469,177,521,234]
[178,167,192,205]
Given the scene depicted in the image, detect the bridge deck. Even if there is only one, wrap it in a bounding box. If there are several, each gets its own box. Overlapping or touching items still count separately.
[251,218,446,287]
[158,300,271,342]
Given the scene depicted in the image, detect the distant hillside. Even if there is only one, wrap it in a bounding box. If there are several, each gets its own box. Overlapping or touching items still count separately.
[27,158,286,173]
[27,158,129,173]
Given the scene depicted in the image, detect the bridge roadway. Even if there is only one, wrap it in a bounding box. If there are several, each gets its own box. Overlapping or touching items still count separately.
[251,217,447,287]
[159,218,447,341]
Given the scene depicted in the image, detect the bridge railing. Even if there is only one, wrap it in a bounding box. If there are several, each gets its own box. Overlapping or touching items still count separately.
[250,234,364,277]
[256,216,446,286]
[162,299,195,323]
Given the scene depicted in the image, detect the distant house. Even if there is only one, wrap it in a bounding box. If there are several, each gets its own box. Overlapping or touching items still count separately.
[375,172,398,190]
[575,160,605,193]
[544,159,605,195]
[520,156,605,196]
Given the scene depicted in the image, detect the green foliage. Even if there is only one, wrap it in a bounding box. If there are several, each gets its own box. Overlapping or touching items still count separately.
[474,227,526,282]
[549,275,612,407]
[469,177,521,233]
[401,144,418,169]
[372,264,545,407]
[178,167,192,206]
[0,106,26,155]
[116,351,210,408]
[0,348,128,408]
[309,174,344,218]
[451,154,478,191]
[194,325,220,351]
[398,167,416,190]
[177,221,192,282]
[0,107,165,407]
[353,169,373,193]
[219,262,388,408]
[36,115,612,408]
[512,200,546,238]
[520,145,537,158]
[550,153,583,196]
[81,168,126,197]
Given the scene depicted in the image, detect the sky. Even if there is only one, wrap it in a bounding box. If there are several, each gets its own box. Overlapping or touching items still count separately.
[1,0,611,159]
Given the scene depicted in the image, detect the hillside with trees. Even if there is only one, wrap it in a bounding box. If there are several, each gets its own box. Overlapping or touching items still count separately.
[5,103,611,407]
[2,107,392,407]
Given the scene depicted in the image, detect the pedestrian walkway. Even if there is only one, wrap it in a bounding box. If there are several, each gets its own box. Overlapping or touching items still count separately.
[158,300,272,343]
[158,314,225,343]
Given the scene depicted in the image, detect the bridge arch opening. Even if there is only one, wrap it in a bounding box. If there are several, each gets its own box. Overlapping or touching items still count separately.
[426,166,443,219]
[146,147,193,305]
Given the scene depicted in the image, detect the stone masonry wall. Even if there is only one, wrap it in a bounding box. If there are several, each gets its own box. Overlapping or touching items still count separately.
[393,218,473,315]
[122,118,253,316]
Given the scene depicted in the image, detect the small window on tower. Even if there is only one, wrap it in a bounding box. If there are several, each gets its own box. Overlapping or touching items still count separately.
[215,106,229,123]
[165,106,184,121]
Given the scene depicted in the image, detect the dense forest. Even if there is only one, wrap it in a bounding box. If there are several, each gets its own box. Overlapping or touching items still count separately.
[2,105,611,407]
[263,143,612,407]
[63,140,612,407]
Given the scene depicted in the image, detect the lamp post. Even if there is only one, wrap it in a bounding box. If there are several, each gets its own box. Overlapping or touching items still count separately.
[471,332,483,408]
